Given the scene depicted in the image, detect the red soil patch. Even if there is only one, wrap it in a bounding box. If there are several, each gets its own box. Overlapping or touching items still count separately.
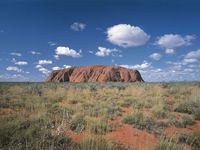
[106,123,157,150]
[107,116,158,150]
[121,106,134,113]
[184,145,194,150]
[163,121,200,137]
[188,121,200,131]
[163,126,191,136]
[65,129,89,142]
[0,108,15,115]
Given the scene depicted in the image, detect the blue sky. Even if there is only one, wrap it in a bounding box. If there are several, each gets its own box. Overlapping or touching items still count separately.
[0,0,200,82]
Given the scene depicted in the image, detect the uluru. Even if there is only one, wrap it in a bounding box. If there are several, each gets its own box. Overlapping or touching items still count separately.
[46,65,144,82]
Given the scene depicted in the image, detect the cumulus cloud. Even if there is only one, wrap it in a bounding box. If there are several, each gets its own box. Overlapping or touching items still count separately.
[133,61,152,69]
[55,46,82,58]
[35,65,42,68]
[30,51,40,55]
[95,46,121,57]
[6,66,22,72]
[70,22,86,31]
[165,49,175,54]
[38,67,50,75]
[63,65,71,68]
[106,24,150,47]
[120,61,152,70]
[183,58,198,63]
[11,58,28,65]
[15,61,28,65]
[10,52,22,57]
[149,53,162,60]
[38,60,52,65]
[52,66,61,70]
[156,34,195,54]
[185,49,200,59]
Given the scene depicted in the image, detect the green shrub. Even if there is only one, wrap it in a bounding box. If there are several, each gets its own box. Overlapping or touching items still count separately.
[89,117,111,134]
[194,109,200,120]
[155,137,184,150]
[79,137,132,150]
[190,131,200,149]
[70,113,86,133]
[123,112,155,131]
[152,108,169,118]
[174,100,200,114]
[0,116,76,149]
[177,131,200,149]
[170,115,194,128]
[120,98,134,107]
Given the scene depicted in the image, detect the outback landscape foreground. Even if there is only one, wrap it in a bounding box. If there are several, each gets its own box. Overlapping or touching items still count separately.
[0,82,200,150]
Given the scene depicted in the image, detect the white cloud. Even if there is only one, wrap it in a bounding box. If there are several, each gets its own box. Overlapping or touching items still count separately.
[30,51,40,55]
[15,61,28,65]
[6,66,22,72]
[10,52,22,57]
[38,60,52,65]
[38,67,50,75]
[106,24,150,47]
[54,55,60,60]
[120,61,151,70]
[165,49,175,54]
[95,46,120,57]
[52,66,61,70]
[48,41,57,46]
[70,22,86,31]
[55,46,81,58]
[156,34,195,54]
[183,58,198,63]
[133,61,152,69]
[35,65,42,68]
[149,53,162,60]
[63,65,71,68]
[185,49,200,59]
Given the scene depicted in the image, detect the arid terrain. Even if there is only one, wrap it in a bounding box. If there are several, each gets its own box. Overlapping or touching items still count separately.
[0,82,200,150]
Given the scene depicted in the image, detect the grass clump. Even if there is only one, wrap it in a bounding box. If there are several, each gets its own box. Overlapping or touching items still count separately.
[155,137,184,150]
[88,117,111,134]
[170,115,195,128]
[190,131,200,149]
[152,107,169,119]
[0,116,77,150]
[176,131,200,150]
[174,100,200,120]
[70,113,86,133]
[79,137,132,150]
[123,112,155,131]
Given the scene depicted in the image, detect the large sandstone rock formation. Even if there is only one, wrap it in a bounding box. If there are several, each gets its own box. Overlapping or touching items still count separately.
[46,65,144,82]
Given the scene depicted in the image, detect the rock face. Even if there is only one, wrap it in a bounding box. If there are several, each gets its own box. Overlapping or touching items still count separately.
[46,65,144,82]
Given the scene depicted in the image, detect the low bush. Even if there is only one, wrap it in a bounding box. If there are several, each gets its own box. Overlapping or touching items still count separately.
[155,137,184,150]
[70,113,86,133]
[174,100,200,114]
[170,115,195,128]
[123,112,156,131]
[79,137,132,150]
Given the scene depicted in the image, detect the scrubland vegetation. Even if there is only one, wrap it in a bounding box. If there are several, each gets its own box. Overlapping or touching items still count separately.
[0,82,200,150]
